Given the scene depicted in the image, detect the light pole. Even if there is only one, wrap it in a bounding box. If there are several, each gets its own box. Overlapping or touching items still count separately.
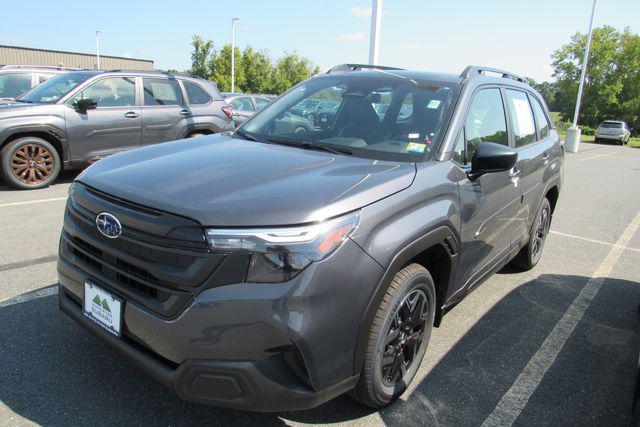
[231,18,239,93]
[368,0,382,65]
[565,0,597,154]
[95,31,101,70]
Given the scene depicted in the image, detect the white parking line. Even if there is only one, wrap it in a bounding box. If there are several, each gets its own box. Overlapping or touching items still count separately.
[550,230,640,254]
[0,285,58,309]
[482,209,640,426]
[577,151,616,162]
[0,197,67,208]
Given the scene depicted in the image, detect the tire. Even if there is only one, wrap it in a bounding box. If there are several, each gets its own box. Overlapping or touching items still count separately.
[0,137,61,190]
[350,263,436,408]
[511,197,551,270]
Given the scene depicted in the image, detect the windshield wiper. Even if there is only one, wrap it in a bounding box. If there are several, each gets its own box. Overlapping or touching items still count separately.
[234,128,258,142]
[265,138,354,156]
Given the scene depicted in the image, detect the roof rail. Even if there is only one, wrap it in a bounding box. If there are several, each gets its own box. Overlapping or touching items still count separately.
[460,65,526,83]
[326,63,404,74]
[0,64,79,71]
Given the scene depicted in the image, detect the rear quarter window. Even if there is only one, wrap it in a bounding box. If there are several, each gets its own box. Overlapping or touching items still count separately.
[183,81,211,105]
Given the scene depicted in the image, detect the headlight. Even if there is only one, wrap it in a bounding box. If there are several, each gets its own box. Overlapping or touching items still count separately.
[206,211,359,283]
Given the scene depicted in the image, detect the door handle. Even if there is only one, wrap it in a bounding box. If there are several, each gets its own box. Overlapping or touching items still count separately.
[179,109,191,116]
[509,167,521,178]
[542,152,550,165]
[124,111,139,119]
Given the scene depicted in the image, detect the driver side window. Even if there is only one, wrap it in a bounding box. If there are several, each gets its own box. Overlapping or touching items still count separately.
[454,88,507,165]
[69,77,136,108]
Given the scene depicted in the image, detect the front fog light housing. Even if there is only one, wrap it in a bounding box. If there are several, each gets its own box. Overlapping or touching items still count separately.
[206,211,360,283]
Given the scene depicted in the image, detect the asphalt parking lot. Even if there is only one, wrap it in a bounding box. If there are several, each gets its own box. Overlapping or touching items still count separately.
[1,141,639,426]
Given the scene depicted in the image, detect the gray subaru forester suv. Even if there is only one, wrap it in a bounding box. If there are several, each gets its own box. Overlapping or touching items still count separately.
[0,70,234,189]
[58,64,563,411]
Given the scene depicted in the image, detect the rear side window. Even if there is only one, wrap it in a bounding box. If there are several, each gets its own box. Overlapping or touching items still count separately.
[464,88,508,161]
[530,96,550,139]
[255,97,270,110]
[0,73,32,98]
[183,81,211,105]
[143,78,184,106]
[505,89,536,147]
[230,97,255,111]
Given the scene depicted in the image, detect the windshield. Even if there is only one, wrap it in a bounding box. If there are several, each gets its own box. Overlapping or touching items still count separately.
[600,122,623,129]
[239,74,460,161]
[18,72,94,104]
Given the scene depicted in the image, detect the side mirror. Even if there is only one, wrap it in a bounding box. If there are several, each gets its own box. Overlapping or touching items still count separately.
[75,98,97,112]
[468,142,518,180]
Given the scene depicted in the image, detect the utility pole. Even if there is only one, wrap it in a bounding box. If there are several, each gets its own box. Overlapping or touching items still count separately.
[95,31,101,70]
[565,0,597,154]
[368,0,382,65]
[231,18,239,93]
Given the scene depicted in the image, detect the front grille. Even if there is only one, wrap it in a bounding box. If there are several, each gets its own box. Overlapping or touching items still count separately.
[60,183,236,318]
[67,237,168,302]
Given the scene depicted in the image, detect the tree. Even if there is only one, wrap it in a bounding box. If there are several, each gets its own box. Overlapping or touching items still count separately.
[551,26,640,132]
[188,36,321,94]
[271,52,321,93]
[189,35,214,80]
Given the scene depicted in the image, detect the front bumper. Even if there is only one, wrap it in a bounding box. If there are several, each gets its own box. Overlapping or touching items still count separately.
[58,235,384,411]
[59,288,358,411]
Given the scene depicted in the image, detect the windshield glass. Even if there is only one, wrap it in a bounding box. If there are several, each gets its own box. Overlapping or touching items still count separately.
[239,74,460,161]
[18,72,94,104]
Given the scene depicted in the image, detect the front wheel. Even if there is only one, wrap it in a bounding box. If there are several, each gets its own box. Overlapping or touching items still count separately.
[511,197,551,270]
[1,137,61,190]
[350,263,436,408]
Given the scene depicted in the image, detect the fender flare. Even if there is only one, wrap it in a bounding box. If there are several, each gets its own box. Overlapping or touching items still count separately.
[352,224,459,374]
[0,123,69,161]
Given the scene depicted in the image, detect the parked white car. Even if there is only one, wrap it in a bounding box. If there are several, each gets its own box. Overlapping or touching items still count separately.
[594,120,631,145]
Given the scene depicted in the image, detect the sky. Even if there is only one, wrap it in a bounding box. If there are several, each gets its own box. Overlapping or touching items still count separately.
[1,0,638,82]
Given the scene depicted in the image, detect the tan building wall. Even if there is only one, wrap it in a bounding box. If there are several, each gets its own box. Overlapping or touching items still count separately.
[0,45,154,70]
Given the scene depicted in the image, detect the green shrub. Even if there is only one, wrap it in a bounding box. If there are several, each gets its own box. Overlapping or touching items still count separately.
[581,125,595,135]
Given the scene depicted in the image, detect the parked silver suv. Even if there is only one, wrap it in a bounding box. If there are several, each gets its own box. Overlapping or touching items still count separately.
[0,65,74,101]
[594,120,631,145]
[0,70,234,189]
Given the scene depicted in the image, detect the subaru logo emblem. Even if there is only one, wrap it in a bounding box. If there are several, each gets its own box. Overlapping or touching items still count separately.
[95,212,122,239]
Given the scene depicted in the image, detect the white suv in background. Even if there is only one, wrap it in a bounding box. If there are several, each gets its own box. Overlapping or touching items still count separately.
[595,120,631,145]
[0,65,74,101]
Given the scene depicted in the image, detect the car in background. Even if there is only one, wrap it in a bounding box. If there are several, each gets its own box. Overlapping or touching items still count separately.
[594,120,631,145]
[306,100,339,126]
[288,98,322,122]
[222,93,273,126]
[0,65,74,101]
[0,70,233,189]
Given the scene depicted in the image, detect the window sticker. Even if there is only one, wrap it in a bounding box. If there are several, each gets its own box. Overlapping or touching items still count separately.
[407,142,426,153]
[427,99,441,109]
[512,98,535,135]
[408,132,420,139]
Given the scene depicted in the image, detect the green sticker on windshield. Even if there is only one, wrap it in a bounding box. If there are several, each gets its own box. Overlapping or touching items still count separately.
[407,142,426,153]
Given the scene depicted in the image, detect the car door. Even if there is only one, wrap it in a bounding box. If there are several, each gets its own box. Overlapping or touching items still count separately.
[229,96,256,126]
[504,89,556,253]
[140,77,192,146]
[64,76,141,162]
[451,87,522,291]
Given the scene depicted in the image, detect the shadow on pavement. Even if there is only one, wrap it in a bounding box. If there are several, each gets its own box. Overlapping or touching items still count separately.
[1,274,638,425]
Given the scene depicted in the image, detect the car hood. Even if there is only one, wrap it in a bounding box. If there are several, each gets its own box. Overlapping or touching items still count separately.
[0,102,50,116]
[78,134,416,226]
